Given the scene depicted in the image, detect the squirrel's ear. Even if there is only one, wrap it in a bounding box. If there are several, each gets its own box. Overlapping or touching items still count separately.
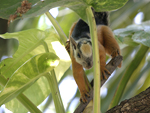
[70,36,77,50]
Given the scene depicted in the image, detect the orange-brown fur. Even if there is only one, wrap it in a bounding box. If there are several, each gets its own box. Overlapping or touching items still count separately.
[69,22,91,102]
[97,25,121,79]
[68,22,121,103]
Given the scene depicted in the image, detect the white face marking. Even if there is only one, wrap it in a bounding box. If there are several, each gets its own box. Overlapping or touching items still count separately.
[80,44,92,57]
[71,37,93,69]
[72,39,93,69]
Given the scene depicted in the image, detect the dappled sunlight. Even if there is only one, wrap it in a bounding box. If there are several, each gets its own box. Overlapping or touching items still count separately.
[38,8,58,30]
[48,59,59,67]
[1,55,10,61]
[146,52,150,61]
[59,77,77,110]
[131,49,136,58]
[51,41,70,61]
[0,105,12,113]
[38,76,78,113]
[134,12,144,24]
[137,72,147,90]
[49,8,58,18]
[51,41,71,80]
[101,87,108,98]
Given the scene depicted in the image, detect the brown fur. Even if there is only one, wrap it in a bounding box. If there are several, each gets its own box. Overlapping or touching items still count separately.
[68,22,91,103]
[97,25,121,68]
[67,23,121,103]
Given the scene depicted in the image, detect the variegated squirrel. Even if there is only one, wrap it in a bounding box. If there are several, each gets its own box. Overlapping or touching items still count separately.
[66,9,121,103]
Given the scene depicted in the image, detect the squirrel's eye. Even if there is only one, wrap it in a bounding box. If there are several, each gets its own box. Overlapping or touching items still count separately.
[77,53,81,58]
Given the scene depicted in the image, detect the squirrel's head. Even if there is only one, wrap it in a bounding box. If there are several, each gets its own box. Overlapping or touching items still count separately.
[70,36,93,69]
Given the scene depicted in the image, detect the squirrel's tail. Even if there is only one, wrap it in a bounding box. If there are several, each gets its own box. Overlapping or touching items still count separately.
[92,8,109,26]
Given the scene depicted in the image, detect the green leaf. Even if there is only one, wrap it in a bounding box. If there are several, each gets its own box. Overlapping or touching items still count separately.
[0,29,71,112]
[0,0,128,21]
[0,29,53,78]
[0,52,59,105]
[132,30,150,47]
[114,21,150,47]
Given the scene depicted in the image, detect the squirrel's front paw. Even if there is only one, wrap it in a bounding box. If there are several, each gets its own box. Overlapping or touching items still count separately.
[101,66,111,80]
[80,90,90,103]
[111,49,120,58]
[111,49,122,68]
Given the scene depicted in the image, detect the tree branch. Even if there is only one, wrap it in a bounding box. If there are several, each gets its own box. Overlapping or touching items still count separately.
[106,86,150,113]
[74,55,123,113]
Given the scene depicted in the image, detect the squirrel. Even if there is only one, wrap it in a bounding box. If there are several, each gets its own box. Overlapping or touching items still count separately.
[66,9,121,103]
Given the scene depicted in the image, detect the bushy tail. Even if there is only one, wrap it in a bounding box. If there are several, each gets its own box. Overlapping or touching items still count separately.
[92,8,109,26]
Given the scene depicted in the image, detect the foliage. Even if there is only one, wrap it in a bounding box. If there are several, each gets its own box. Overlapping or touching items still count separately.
[0,28,70,112]
[0,0,150,113]
[0,0,128,21]
[114,21,150,47]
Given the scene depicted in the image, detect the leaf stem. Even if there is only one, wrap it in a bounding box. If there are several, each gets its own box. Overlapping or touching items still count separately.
[45,11,67,46]
[0,75,42,113]
[42,34,65,112]
[45,71,65,113]
[42,41,49,52]
[86,6,101,113]
[110,45,149,108]
[17,94,42,113]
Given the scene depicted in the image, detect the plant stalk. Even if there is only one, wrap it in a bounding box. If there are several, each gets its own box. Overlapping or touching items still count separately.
[86,6,101,113]
[42,39,65,113]
[45,71,65,113]
[45,11,67,46]
[110,45,149,108]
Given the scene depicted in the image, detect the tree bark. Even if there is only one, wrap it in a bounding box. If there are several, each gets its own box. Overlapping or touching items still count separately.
[106,86,150,113]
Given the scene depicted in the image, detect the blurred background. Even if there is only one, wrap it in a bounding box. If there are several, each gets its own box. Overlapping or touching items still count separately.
[0,0,150,112]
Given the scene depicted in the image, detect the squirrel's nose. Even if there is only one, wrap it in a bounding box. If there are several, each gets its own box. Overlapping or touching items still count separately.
[87,61,93,68]
[88,62,91,66]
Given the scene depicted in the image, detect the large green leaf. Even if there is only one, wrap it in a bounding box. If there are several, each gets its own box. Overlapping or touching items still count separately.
[0,52,59,105]
[0,29,71,112]
[0,0,128,21]
[114,21,150,47]
[0,29,52,78]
